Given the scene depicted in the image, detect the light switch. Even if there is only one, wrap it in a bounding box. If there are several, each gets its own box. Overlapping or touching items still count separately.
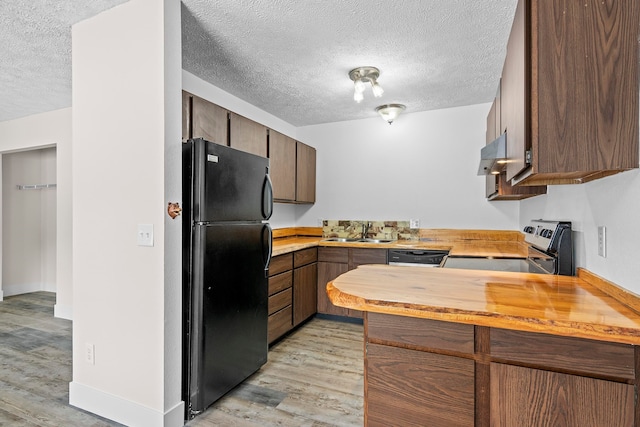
[138,224,154,247]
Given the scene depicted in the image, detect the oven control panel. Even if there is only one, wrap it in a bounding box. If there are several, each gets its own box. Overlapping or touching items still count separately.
[523,220,571,253]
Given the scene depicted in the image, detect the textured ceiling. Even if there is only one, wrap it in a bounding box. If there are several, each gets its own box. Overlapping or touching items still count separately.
[0,0,129,122]
[183,0,518,126]
[1,0,518,126]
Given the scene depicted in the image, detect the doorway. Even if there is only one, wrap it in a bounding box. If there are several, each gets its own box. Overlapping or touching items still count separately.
[1,147,57,298]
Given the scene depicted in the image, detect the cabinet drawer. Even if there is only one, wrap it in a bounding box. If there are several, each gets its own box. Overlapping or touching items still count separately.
[268,288,292,315]
[350,248,387,266]
[268,271,292,295]
[367,312,475,355]
[490,328,635,380]
[268,306,292,344]
[318,247,348,263]
[294,247,317,267]
[269,253,293,276]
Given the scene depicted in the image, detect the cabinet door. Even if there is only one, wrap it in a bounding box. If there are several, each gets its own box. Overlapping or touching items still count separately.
[295,141,316,203]
[485,97,499,198]
[229,112,267,157]
[490,363,634,427]
[191,94,228,146]
[502,0,527,182]
[317,261,349,316]
[269,130,296,201]
[535,0,639,176]
[293,262,317,326]
[349,248,387,269]
[347,248,387,318]
[366,343,475,427]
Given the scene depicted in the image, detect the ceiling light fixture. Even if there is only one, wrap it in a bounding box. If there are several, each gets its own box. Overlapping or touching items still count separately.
[349,67,384,103]
[375,104,406,124]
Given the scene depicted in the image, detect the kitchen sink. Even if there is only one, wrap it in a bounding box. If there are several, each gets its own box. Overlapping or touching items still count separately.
[322,238,395,244]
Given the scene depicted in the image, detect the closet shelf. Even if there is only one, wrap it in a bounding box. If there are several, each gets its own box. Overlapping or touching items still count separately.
[16,184,57,190]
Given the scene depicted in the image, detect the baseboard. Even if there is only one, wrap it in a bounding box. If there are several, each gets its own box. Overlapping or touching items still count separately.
[69,381,185,427]
[54,303,73,320]
[0,289,3,301]
[3,282,43,297]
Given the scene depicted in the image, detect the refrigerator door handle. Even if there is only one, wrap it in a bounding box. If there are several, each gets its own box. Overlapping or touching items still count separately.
[262,223,273,276]
[262,172,273,220]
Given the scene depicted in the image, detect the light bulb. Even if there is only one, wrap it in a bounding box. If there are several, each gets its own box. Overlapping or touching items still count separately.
[354,79,366,94]
[371,81,384,97]
[354,90,364,103]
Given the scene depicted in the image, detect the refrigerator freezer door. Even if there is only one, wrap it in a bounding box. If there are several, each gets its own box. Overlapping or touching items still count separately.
[186,222,270,414]
[189,138,272,222]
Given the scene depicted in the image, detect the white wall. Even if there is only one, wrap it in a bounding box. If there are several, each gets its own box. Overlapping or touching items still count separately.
[2,148,56,296]
[0,108,71,318]
[296,104,520,230]
[520,169,640,294]
[70,0,183,426]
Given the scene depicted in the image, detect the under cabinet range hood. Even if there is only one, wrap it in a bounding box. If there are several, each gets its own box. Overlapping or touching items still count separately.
[478,132,507,175]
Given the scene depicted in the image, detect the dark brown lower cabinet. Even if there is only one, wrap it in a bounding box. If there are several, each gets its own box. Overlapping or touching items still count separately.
[267,248,317,343]
[363,312,639,426]
[366,343,475,427]
[317,247,387,319]
[317,260,349,317]
[267,254,293,344]
[490,363,635,427]
[293,254,317,326]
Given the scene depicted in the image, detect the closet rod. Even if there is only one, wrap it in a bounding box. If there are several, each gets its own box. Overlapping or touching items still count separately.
[16,184,57,190]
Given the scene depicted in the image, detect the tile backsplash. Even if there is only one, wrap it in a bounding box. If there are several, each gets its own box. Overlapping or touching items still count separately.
[322,220,418,241]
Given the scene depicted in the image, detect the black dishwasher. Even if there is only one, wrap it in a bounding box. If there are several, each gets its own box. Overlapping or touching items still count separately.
[387,249,448,267]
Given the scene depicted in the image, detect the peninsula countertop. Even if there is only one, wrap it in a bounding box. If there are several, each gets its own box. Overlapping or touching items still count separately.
[327,264,640,345]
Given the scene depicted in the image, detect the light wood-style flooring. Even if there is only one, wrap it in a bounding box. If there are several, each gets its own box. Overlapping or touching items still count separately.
[0,292,364,426]
[187,318,364,426]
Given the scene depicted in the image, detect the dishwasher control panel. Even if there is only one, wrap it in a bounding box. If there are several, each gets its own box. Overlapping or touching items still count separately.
[388,249,449,267]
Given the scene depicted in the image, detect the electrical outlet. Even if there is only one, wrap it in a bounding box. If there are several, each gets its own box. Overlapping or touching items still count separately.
[85,343,95,365]
[410,219,420,229]
[598,226,606,258]
[317,218,324,227]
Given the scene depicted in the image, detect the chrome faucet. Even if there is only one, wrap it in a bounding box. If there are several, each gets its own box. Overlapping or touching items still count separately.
[362,221,371,239]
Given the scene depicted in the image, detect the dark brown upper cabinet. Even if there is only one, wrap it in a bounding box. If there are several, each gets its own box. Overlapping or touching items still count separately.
[485,81,546,200]
[229,112,267,158]
[190,93,228,146]
[502,0,639,186]
[182,91,316,204]
[295,141,316,204]
[269,130,297,201]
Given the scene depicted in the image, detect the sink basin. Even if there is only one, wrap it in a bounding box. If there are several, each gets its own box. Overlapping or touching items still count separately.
[358,238,395,243]
[322,238,395,244]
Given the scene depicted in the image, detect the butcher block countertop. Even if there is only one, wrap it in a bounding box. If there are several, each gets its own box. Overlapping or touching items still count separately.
[272,232,528,258]
[327,265,640,345]
[273,228,640,345]
[272,237,322,256]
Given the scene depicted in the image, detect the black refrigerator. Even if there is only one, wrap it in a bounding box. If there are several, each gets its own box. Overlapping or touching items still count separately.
[182,138,273,419]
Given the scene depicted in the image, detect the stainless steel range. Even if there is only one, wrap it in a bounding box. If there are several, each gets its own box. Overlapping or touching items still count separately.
[443,220,574,275]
